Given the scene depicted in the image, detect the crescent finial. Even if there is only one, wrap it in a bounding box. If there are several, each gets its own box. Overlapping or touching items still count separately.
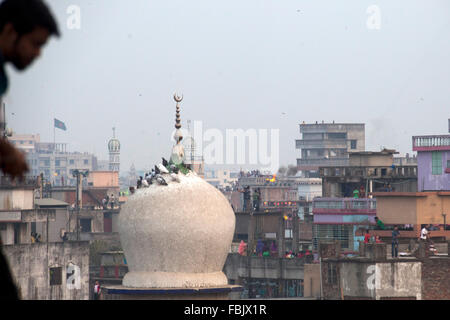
[174,93,183,103]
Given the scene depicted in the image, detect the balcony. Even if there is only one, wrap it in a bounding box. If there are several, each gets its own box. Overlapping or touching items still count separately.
[320,165,417,179]
[300,123,364,134]
[297,158,348,168]
[313,198,377,210]
[0,209,56,223]
[238,176,297,188]
[295,139,348,149]
[412,135,450,151]
[0,175,39,189]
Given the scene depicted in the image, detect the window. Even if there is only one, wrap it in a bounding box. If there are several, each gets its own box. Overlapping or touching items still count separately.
[327,264,337,285]
[328,133,347,139]
[447,160,450,168]
[80,219,91,232]
[350,140,357,149]
[84,159,89,165]
[432,152,442,175]
[49,267,62,286]
[55,160,60,167]
[69,159,75,165]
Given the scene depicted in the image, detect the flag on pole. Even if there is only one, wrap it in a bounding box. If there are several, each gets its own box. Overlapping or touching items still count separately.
[54,118,67,131]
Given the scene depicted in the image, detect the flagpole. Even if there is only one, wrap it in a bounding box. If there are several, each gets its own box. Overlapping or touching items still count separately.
[53,118,56,151]
[53,118,55,186]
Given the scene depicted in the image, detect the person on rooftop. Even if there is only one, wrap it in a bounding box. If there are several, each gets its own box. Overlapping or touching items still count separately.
[364,229,371,244]
[391,226,400,258]
[374,217,385,230]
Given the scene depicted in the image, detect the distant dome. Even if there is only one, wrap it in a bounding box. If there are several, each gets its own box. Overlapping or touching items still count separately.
[108,138,120,152]
[183,136,196,150]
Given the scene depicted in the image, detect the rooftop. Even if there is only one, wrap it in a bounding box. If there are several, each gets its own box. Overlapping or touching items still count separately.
[412,135,450,151]
[35,198,69,207]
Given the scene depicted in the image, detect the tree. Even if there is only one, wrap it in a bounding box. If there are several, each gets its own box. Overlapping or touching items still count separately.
[286,165,298,176]
[277,166,287,176]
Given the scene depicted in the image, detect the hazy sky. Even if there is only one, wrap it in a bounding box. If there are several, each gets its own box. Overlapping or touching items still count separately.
[3,0,450,174]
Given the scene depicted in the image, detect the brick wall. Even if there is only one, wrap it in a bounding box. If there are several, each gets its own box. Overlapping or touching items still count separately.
[319,241,341,258]
[421,257,450,300]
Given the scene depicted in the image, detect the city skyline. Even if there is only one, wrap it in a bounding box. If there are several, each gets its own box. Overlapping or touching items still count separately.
[2,0,450,172]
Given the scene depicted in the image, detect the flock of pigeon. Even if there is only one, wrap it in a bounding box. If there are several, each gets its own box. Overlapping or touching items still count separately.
[135,157,183,189]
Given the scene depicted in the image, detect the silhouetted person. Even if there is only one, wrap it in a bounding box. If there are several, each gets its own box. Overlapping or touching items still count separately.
[392,226,400,258]
[0,0,59,300]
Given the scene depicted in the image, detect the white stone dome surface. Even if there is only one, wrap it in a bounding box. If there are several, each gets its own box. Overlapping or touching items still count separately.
[119,172,235,288]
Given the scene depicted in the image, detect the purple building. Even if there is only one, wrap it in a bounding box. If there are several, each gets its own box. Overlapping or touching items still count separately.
[312,197,377,252]
[412,135,450,191]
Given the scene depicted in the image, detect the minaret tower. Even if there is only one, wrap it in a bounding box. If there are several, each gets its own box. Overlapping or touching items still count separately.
[108,127,120,172]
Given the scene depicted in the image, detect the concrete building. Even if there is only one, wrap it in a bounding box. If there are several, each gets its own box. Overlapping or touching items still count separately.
[372,192,450,240]
[312,197,377,252]
[222,172,325,299]
[223,253,313,299]
[369,129,450,241]
[204,168,239,189]
[321,149,417,198]
[33,198,70,243]
[11,132,123,187]
[0,176,43,245]
[393,153,417,166]
[87,171,119,188]
[9,133,40,154]
[0,175,90,300]
[26,142,98,187]
[412,134,450,191]
[296,122,365,177]
[319,241,450,300]
[231,173,322,251]
[3,241,90,300]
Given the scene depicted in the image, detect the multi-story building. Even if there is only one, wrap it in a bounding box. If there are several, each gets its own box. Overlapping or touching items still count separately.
[312,148,418,254]
[9,133,40,154]
[412,134,450,191]
[10,133,99,186]
[370,123,450,242]
[0,175,90,300]
[318,241,450,300]
[204,168,240,189]
[27,147,98,186]
[320,149,417,198]
[312,197,377,252]
[10,132,121,187]
[296,122,365,177]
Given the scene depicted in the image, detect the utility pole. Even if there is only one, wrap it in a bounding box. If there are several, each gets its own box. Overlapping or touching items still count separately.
[72,169,89,240]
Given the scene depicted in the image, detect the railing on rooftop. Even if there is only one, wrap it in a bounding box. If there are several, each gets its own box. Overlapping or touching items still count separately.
[319,165,417,178]
[313,198,377,210]
[412,135,450,151]
[238,176,297,187]
[297,158,348,167]
[0,175,39,188]
[295,139,348,149]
